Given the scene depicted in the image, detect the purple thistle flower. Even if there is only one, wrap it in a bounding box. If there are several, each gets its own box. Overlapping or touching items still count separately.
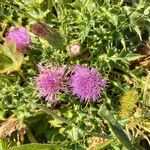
[5,27,30,53]
[34,65,66,103]
[70,66,106,101]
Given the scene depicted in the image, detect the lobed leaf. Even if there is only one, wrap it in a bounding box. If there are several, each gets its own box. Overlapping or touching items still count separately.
[0,42,24,74]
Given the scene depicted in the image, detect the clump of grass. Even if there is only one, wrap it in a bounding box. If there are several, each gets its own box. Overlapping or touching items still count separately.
[119,90,139,118]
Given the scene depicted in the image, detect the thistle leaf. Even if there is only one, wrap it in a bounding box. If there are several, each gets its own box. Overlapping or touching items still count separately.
[0,42,24,74]
[98,105,136,150]
[0,54,13,70]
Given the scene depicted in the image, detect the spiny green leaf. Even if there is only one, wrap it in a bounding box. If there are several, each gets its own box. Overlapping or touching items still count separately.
[37,105,111,139]
[3,41,18,62]
[0,42,24,74]
[0,54,13,70]
[99,105,136,150]
[134,26,142,40]
[124,54,142,61]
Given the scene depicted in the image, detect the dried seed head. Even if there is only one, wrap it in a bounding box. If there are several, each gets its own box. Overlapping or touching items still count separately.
[30,22,50,38]
[31,22,65,49]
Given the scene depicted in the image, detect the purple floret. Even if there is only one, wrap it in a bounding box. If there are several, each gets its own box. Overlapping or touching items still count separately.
[70,66,106,101]
[34,65,66,103]
[5,27,30,53]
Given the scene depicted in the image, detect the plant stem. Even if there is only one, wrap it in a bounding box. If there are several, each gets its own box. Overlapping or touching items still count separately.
[36,104,112,139]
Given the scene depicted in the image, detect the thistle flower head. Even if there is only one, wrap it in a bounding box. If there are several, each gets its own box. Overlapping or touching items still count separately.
[5,27,30,53]
[70,66,106,101]
[67,43,81,57]
[34,65,66,103]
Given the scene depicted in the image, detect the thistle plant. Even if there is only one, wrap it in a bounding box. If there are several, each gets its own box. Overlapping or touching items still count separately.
[0,0,149,150]
[67,42,81,57]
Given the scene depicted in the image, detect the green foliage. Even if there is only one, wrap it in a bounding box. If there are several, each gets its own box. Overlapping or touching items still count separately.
[0,42,24,74]
[0,0,150,150]
[99,105,136,150]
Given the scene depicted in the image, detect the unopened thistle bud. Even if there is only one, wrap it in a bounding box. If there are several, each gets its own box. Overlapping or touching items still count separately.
[31,22,64,49]
[67,43,81,57]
